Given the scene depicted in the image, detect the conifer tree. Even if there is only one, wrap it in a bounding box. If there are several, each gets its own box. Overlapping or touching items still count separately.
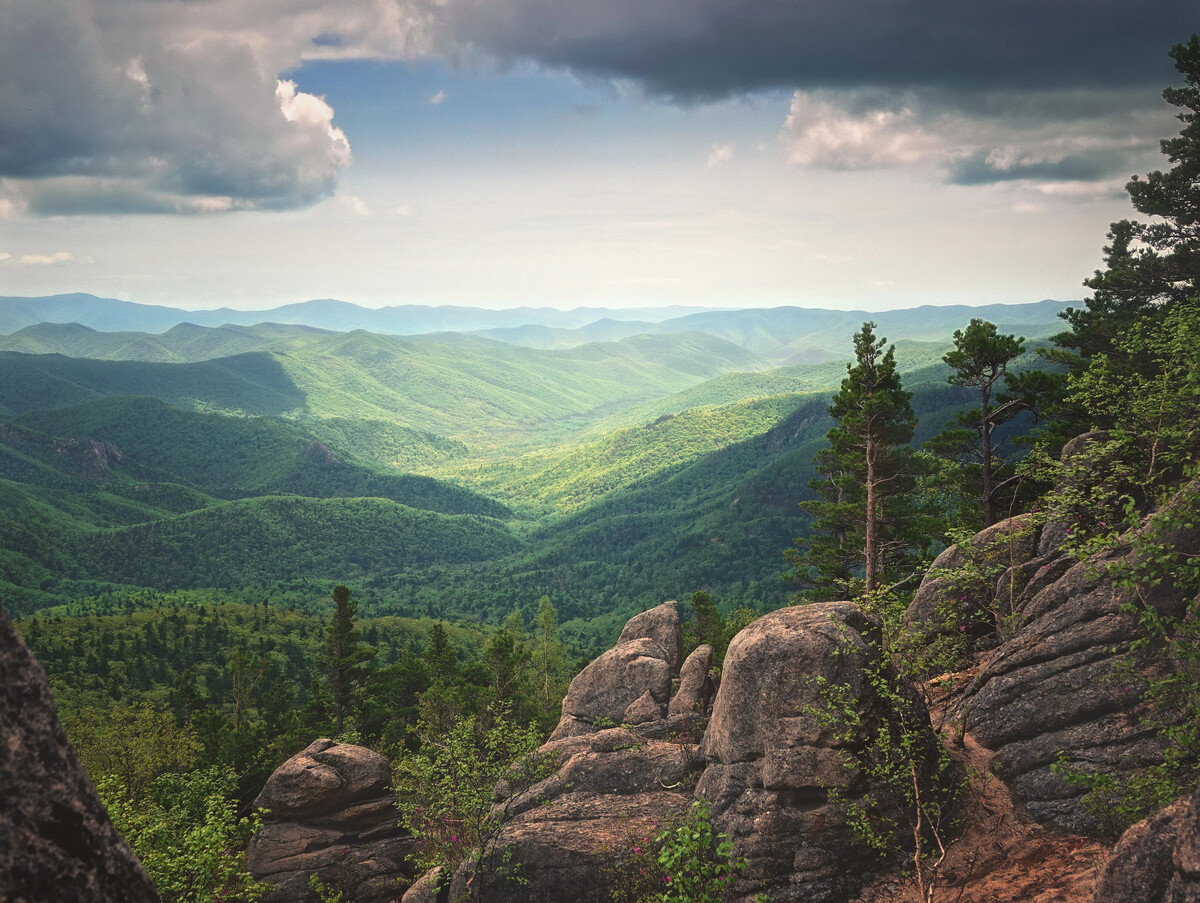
[925,319,1040,528]
[1054,36,1200,374]
[533,596,563,708]
[787,323,929,600]
[319,584,375,736]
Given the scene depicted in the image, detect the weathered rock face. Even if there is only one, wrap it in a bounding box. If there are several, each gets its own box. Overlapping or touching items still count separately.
[668,643,713,717]
[453,721,705,903]
[1094,786,1200,903]
[429,600,936,903]
[0,607,159,903]
[699,602,933,903]
[617,601,683,671]
[248,739,416,902]
[902,513,1040,662]
[550,601,680,740]
[959,475,1200,834]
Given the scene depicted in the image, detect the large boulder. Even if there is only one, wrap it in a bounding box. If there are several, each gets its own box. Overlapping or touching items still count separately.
[697,602,938,903]
[902,514,1040,666]
[960,477,1200,833]
[448,722,704,903]
[1094,786,1200,903]
[550,601,680,740]
[668,644,714,717]
[248,739,416,902]
[0,606,159,903]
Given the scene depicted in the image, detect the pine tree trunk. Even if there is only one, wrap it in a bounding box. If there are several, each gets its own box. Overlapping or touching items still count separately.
[865,434,878,595]
[981,396,995,528]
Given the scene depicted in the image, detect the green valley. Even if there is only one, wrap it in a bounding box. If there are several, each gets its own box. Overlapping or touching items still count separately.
[0,303,1042,642]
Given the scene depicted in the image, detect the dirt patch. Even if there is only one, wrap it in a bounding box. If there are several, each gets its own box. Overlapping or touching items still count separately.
[849,665,1112,903]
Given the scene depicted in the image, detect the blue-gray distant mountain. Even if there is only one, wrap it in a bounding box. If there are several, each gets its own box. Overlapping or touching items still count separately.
[0,294,720,336]
[0,294,1074,366]
[475,301,1074,364]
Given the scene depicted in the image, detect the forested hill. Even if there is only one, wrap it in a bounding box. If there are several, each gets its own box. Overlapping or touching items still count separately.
[0,297,1062,643]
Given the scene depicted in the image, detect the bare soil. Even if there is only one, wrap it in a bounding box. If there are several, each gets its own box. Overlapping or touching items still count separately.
[848,663,1113,903]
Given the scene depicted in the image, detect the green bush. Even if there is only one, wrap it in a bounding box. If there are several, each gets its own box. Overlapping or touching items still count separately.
[99,765,265,903]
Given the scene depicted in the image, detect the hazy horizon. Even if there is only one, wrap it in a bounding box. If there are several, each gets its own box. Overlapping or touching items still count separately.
[2,2,1191,311]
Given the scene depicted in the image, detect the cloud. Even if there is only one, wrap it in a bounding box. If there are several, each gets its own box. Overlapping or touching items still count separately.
[0,250,86,266]
[343,195,372,216]
[1,0,1190,217]
[778,86,1171,189]
[782,93,941,169]
[428,89,448,105]
[0,0,353,216]
[707,142,734,167]
[426,0,1193,100]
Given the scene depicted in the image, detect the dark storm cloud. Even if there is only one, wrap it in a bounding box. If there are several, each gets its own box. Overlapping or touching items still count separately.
[948,149,1138,186]
[433,0,1195,101]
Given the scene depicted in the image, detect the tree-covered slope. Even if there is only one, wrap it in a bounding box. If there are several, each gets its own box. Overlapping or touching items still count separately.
[72,496,522,591]
[13,397,507,517]
[0,351,306,417]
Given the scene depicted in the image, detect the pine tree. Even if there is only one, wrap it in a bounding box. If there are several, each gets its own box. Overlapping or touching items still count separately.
[319,584,376,737]
[925,319,1041,528]
[1054,36,1200,373]
[786,322,930,600]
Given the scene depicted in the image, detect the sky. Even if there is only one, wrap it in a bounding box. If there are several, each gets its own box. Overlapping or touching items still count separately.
[0,0,1194,313]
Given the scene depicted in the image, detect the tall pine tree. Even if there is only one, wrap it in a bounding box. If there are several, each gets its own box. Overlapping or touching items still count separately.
[319,584,376,736]
[1054,36,1200,376]
[925,319,1042,528]
[787,323,930,601]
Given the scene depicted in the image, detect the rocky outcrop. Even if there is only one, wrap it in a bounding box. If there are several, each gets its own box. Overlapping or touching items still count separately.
[424,600,936,903]
[902,513,1040,662]
[668,643,713,716]
[699,602,936,903]
[305,439,341,467]
[617,601,683,672]
[549,601,680,740]
[0,606,159,903]
[248,739,416,902]
[1094,786,1200,903]
[450,721,704,903]
[959,473,1200,834]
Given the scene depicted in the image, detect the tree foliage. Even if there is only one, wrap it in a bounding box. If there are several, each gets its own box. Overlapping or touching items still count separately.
[925,319,1047,528]
[1054,36,1200,376]
[787,323,933,601]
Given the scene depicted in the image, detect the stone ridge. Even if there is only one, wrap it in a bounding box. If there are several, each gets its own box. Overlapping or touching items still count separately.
[404,599,935,903]
[956,475,1200,833]
[0,606,159,903]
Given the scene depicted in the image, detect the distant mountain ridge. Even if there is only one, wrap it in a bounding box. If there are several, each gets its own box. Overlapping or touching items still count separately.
[0,294,724,336]
[0,293,1074,366]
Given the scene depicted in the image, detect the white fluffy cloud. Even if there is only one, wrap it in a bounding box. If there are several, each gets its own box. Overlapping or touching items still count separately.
[782,93,941,169]
[0,250,85,266]
[0,0,361,216]
[707,142,735,167]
